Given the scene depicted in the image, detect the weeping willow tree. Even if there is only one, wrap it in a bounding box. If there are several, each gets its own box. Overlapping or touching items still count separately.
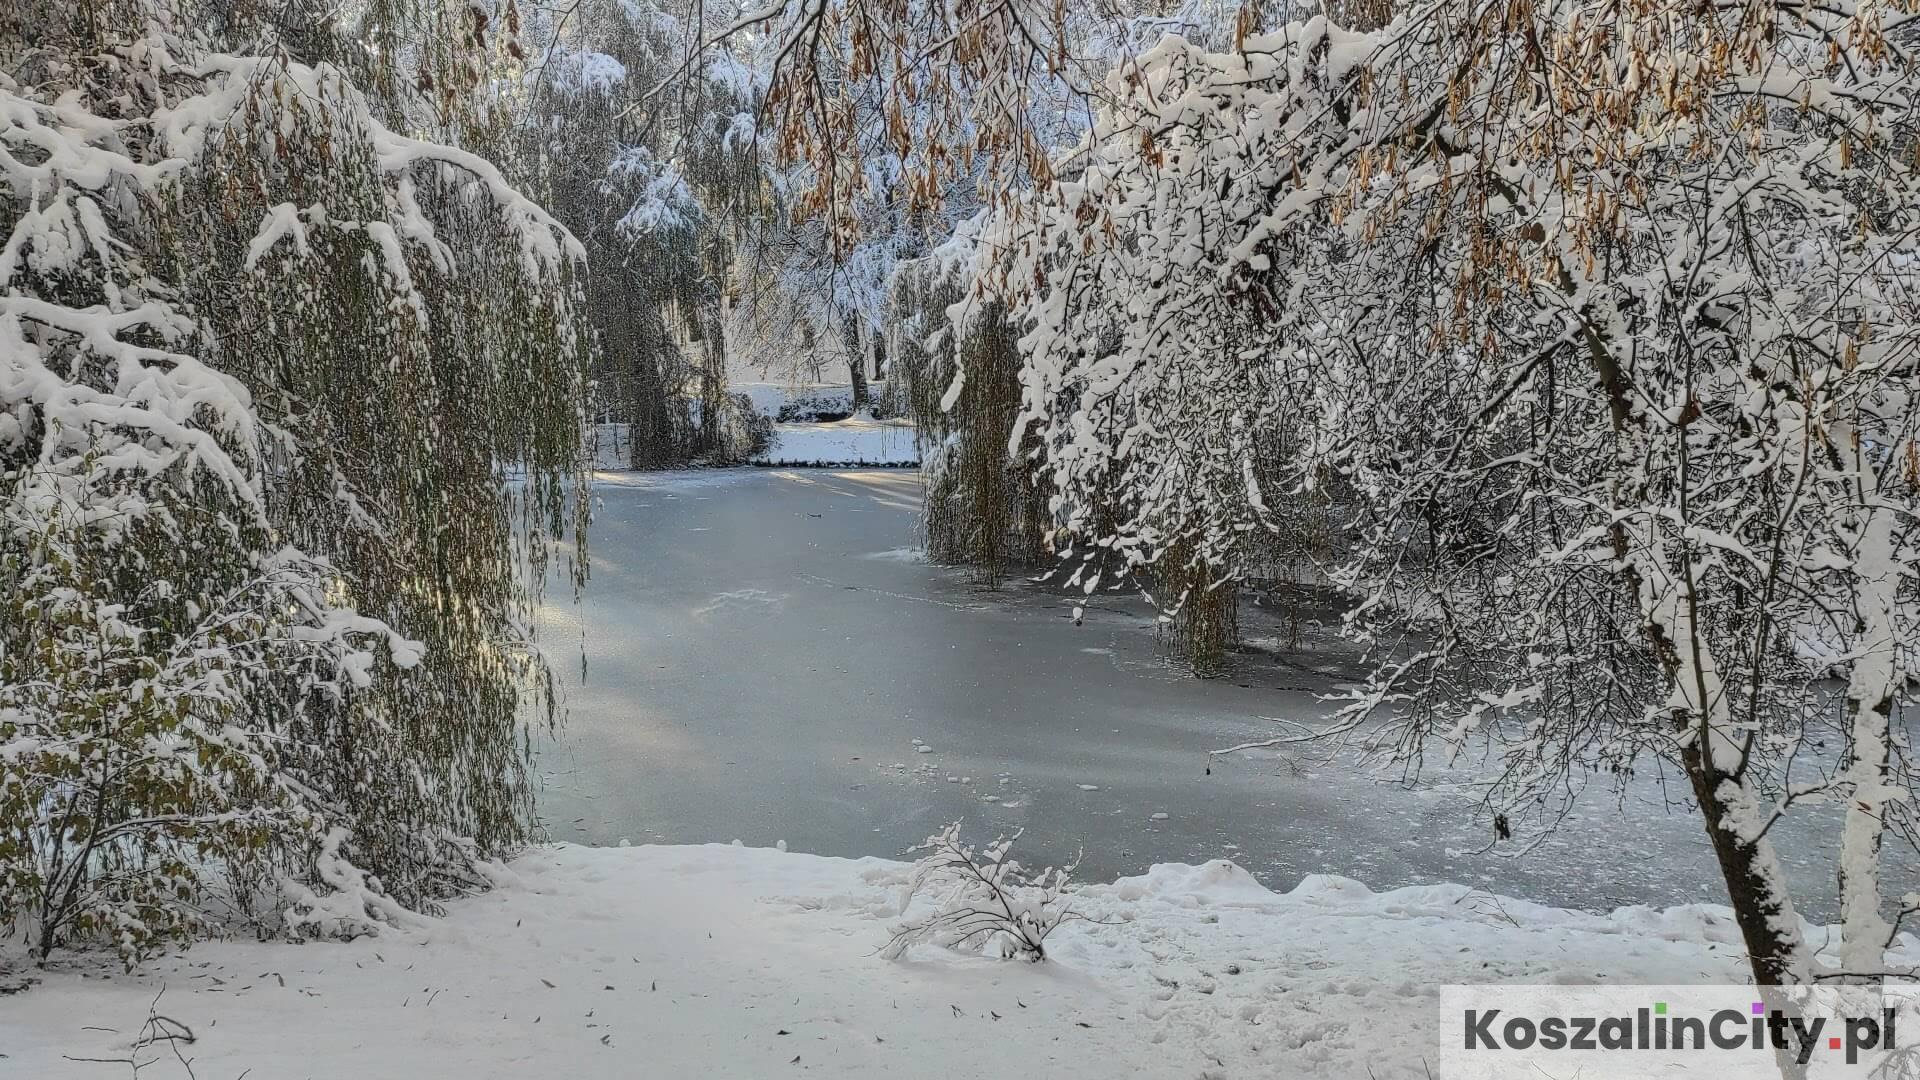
[526,59,698,467]
[889,231,1047,584]
[890,228,1249,673]
[895,225,1342,673]
[891,226,1316,674]
[1,0,590,963]
[518,0,769,467]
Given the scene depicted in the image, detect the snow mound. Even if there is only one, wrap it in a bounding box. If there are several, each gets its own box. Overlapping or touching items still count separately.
[1103,859,1276,905]
[1285,872,1376,904]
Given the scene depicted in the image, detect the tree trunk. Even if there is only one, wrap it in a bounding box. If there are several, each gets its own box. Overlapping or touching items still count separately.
[842,314,869,414]
[696,295,726,458]
[1837,480,1900,977]
[1838,680,1896,975]
[1583,313,1810,998]
[1654,512,1811,996]
[627,347,676,469]
[1679,740,1808,986]
[693,237,730,459]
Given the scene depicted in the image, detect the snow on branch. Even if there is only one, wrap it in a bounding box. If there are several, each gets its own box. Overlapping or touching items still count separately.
[882,823,1084,961]
[966,0,1920,988]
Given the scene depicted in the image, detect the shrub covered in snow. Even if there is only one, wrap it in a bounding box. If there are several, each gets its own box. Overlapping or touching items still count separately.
[725,391,777,461]
[882,823,1081,962]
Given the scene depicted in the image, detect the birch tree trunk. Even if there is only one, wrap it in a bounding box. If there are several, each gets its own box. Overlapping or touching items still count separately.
[1837,458,1902,978]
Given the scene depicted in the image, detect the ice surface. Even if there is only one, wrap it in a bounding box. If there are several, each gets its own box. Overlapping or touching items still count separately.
[535,469,1906,918]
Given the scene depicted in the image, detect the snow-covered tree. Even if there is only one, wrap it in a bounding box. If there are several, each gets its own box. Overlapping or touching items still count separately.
[738,19,987,413]
[519,0,767,465]
[696,0,1230,409]
[2,2,589,961]
[976,0,1920,989]
[888,220,1049,580]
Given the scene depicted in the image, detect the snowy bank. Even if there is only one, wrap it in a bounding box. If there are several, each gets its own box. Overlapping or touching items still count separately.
[733,382,888,422]
[11,843,1905,1079]
[753,418,918,467]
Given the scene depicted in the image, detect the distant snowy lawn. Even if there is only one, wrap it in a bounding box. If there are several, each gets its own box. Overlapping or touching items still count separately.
[754,417,918,467]
[589,417,916,469]
[14,843,1902,1079]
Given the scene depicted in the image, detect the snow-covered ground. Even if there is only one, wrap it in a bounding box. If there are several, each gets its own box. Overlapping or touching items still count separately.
[752,417,918,466]
[16,841,1901,1080]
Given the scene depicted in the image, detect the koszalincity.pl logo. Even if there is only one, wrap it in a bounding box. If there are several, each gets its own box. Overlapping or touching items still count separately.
[1439,985,1920,1079]
[1462,998,1897,1066]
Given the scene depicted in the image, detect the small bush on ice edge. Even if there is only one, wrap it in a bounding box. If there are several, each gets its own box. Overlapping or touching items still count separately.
[882,823,1080,962]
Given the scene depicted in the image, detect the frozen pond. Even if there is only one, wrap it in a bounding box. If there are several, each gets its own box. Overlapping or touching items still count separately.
[536,468,1902,919]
